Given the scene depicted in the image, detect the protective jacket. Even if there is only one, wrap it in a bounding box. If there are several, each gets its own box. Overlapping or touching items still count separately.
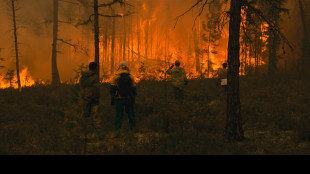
[110,69,137,99]
[217,68,228,86]
[166,66,188,88]
[79,70,100,103]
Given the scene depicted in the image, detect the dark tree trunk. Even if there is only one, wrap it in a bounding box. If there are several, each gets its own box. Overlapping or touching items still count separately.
[130,15,134,62]
[11,0,21,92]
[93,0,100,104]
[298,0,310,68]
[226,0,245,141]
[94,0,100,77]
[194,29,201,74]
[123,18,127,61]
[145,20,149,59]
[111,8,116,74]
[268,28,277,76]
[103,23,108,65]
[52,0,60,86]
[136,3,141,62]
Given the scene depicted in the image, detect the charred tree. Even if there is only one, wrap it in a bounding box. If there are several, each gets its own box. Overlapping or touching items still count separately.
[123,18,127,61]
[136,1,141,62]
[150,21,153,59]
[266,0,288,76]
[94,0,100,77]
[145,20,149,59]
[226,0,245,141]
[11,0,21,92]
[130,15,134,62]
[298,0,310,69]
[268,26,278,75]
[52,0,61,86]
[111,8,116,74]
[194,29,201,74]
[103,22,108,65]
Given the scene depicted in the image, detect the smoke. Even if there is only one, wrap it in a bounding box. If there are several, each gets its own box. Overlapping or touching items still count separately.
[0,0,306,83]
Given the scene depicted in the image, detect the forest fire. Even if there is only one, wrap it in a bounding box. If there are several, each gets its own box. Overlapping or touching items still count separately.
[1,0,310,155]
[0,0,301,86]
[0,67,36,89]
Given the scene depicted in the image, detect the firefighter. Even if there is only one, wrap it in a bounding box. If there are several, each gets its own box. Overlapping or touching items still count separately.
[110,61,137,132]
[79,62,100,118]
[216,63,228,91]
[166,60,188,102]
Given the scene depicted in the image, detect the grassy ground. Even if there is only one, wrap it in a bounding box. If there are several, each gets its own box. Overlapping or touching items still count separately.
[0,72,310,155]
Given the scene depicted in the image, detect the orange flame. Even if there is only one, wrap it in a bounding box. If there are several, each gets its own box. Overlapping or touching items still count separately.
[0,67,36,89]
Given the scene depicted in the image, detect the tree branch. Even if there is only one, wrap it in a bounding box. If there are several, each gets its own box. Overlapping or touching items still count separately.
[57,39,78,51]
[242,0,293,50]
[192,0,209,30]
[59,0,79,5]
[174,0,205,29]
[75,11,133,27]
[98,0,127,7]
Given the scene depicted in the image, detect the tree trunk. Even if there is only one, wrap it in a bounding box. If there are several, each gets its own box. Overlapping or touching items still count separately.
[103,23,108,65]
[226,0,245,141]
[94,0,100,76]
[111,8,116,74]
[136,3,141,62]
[92,0,100,104]
[11,0,21,92]
[130,15,134,62]
[52,0,60,86]
[150,21,153,59]
[298,0,310,68]
[145,20,149,59]
[194,29,201,74]
[268,28,277,76]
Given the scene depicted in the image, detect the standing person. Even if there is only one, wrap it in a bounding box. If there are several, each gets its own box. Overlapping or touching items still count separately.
[110,61,137,132]
[216,63,228,91]
[166,60,188,102]
[79,62,100,118]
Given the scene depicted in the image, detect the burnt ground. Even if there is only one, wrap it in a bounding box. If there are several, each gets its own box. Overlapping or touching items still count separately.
[1,72,310,155]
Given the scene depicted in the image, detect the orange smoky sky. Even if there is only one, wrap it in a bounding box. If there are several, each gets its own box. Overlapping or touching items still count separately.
[0,0,306,84]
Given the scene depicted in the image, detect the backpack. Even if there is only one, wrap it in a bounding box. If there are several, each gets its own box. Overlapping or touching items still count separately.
[117,73,133,97]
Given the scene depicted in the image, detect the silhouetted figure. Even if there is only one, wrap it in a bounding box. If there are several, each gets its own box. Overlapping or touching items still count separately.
[166,60,188,102]
[110,61,137,131]
[79,62,100,118]
[216,63,228,92]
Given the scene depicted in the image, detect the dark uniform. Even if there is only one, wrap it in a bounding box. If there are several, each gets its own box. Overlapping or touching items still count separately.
[110,68,137,130]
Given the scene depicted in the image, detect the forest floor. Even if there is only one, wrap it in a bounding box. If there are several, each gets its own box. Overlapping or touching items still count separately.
[1,72,310,155]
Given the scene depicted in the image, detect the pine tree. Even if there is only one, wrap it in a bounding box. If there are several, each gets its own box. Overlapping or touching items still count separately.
[264,0,288,75]
[11,0,21,92]
[226,0,245,141]
[52,0,61,86]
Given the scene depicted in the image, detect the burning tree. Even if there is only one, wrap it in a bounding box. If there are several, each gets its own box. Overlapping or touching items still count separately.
[265,0,289,76]
[175,0,245,141]
[10,0,21,92]
[175,0,292,141]
[201,0,225,78]
[0,48,4,69]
